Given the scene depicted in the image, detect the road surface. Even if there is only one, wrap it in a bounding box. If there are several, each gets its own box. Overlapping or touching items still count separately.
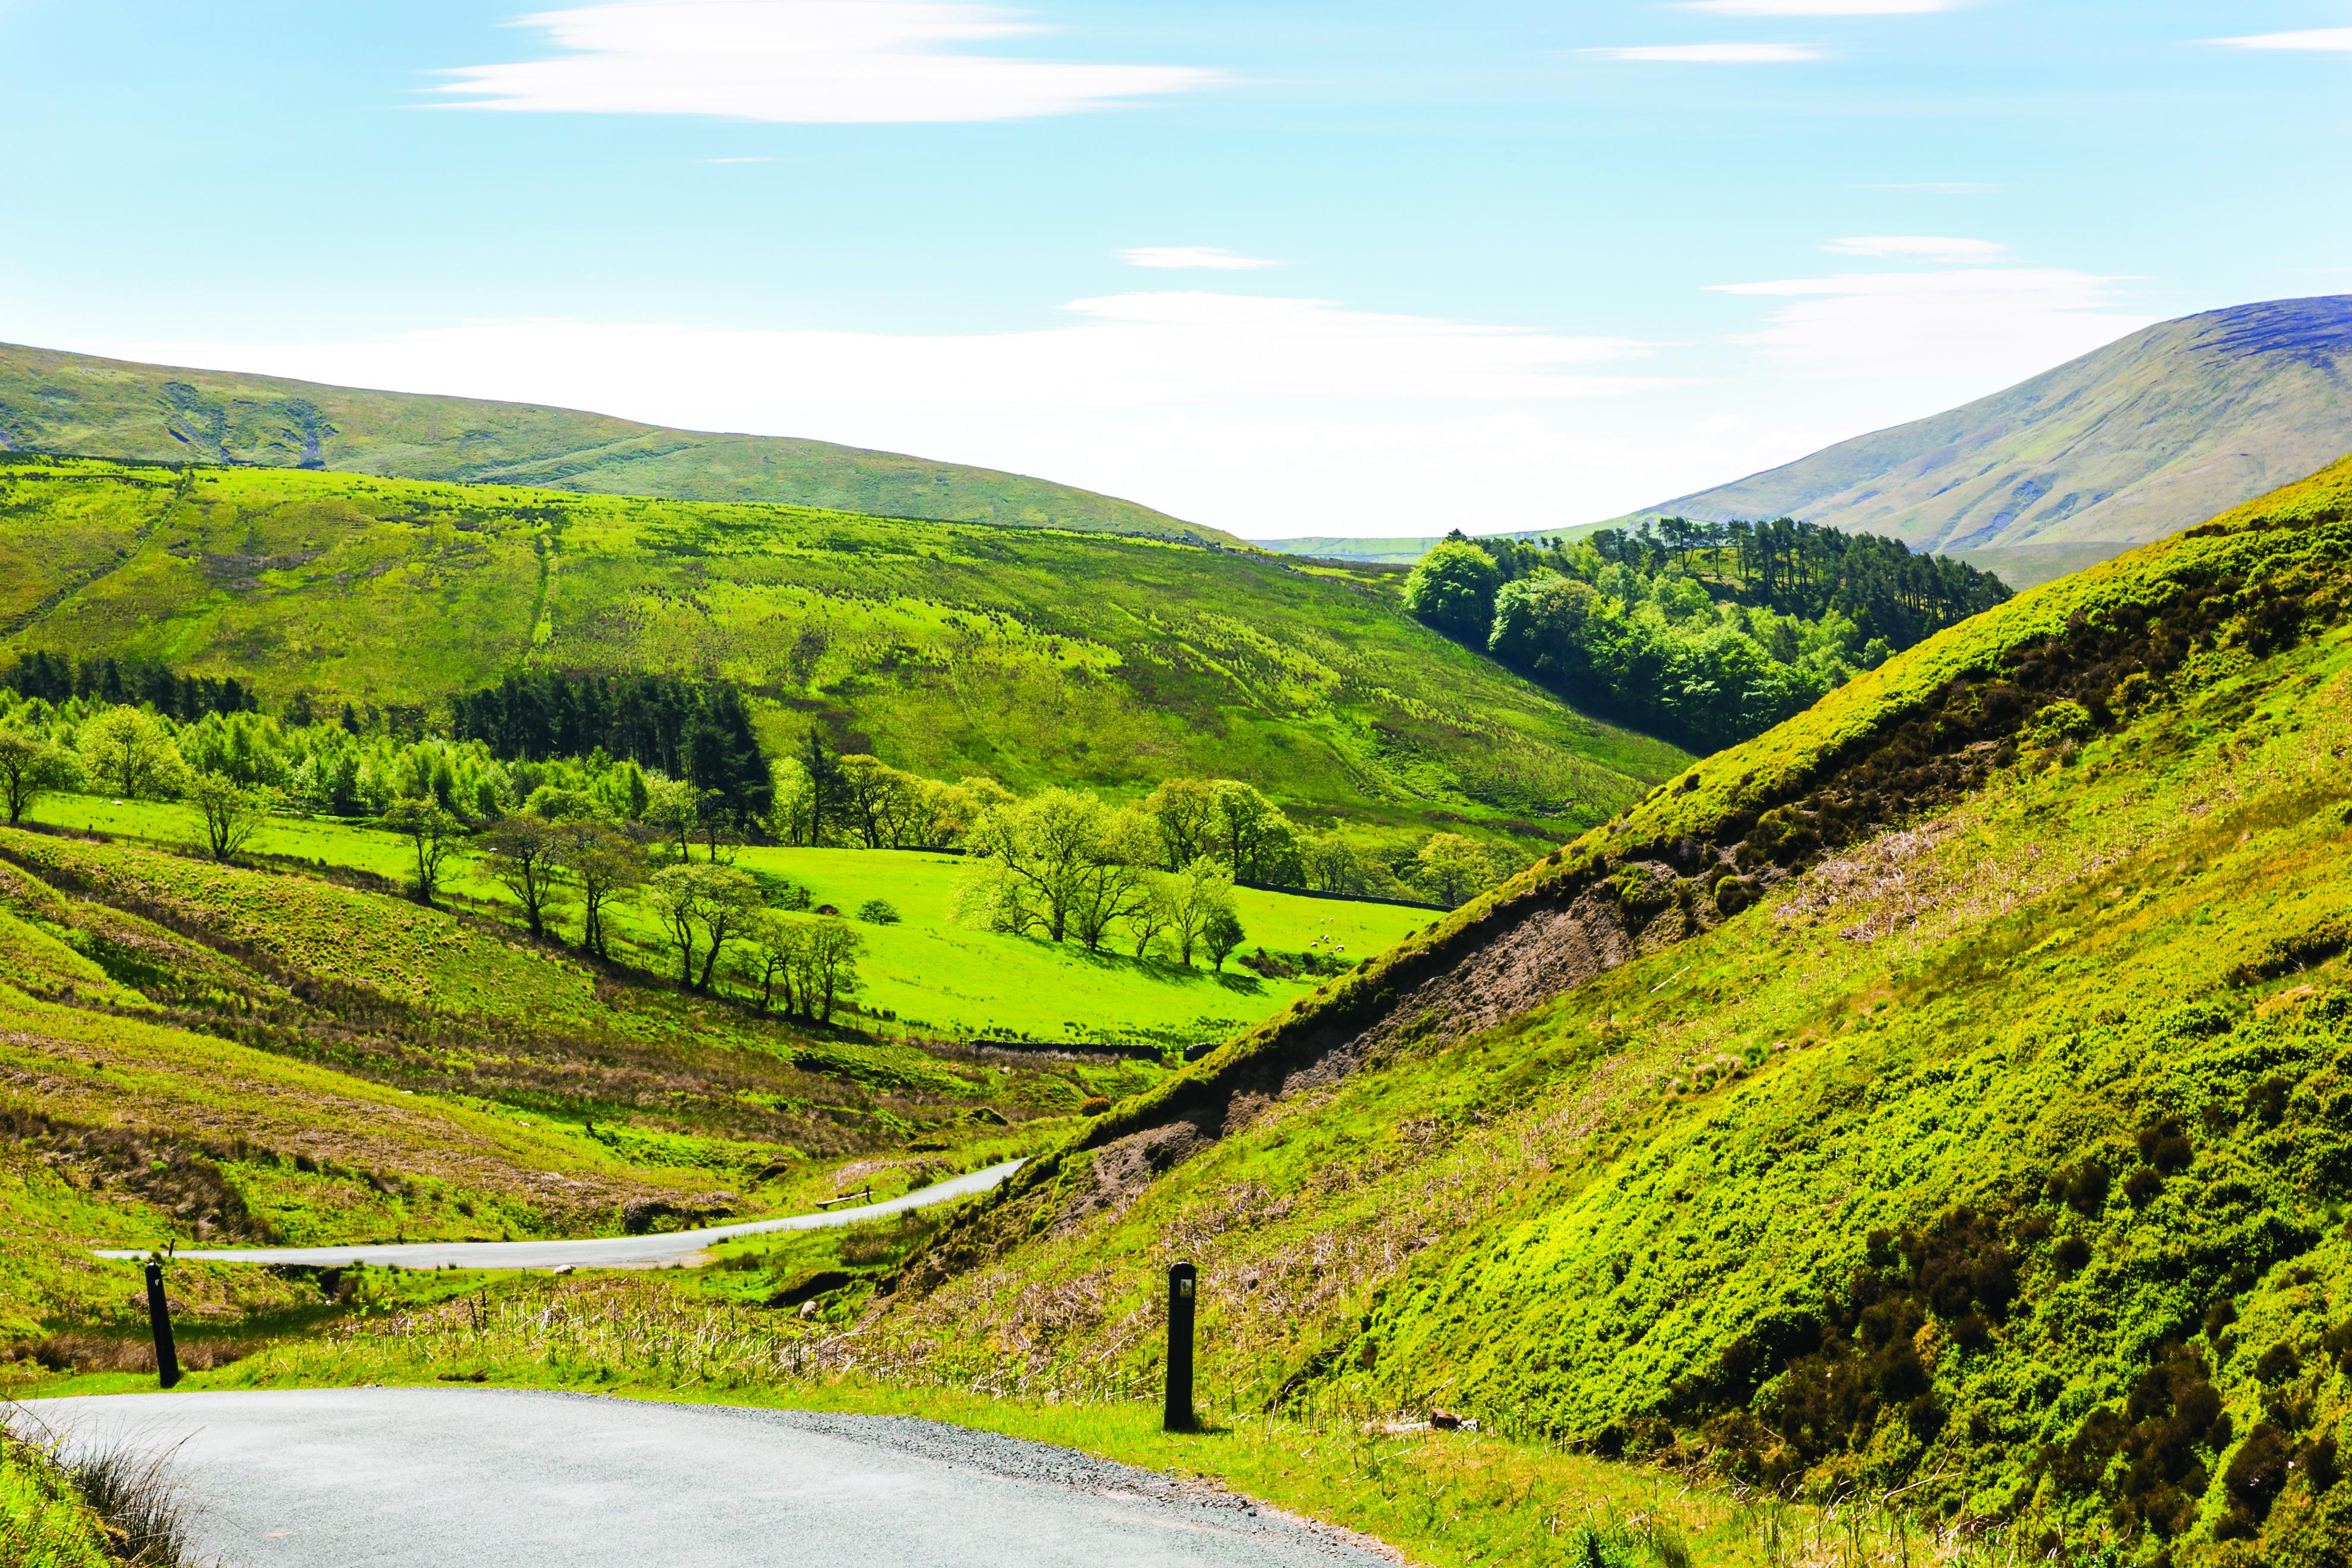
[7,1388,1395,1567]
[91,1159,1024,1272]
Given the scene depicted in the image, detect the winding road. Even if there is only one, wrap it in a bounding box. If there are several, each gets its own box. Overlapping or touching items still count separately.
[93,1159,1025,1272]
[8,1389,1395,1567]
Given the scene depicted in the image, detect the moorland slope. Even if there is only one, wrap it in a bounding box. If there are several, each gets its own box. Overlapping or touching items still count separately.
[0,342,1226,544]
[883,454,2352,1562]
[0,456,1683,838]
[1630,295,2352,570]
[1264,297,2352,595]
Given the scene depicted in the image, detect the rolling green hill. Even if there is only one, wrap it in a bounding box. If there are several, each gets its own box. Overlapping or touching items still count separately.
[0,454,1684,842]
[875,453,2352,1562]
[0,342,1231,545]
[1622,295,2352,578]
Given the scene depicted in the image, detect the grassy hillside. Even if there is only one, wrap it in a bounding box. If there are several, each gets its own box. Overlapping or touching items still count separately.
[1621,295,2352,577]
[0,812,1127,1339]
[0,342,1229,544]
[851,453,2352,1562]
[18,794,1435,1049]
[0,455,1683,842]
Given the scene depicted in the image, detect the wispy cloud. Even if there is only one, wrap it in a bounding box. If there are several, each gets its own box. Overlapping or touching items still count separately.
[1119,246,1279,272]
[1680,0,1953,14]
[1822,235,2007,261]
[1710,266,2148,381]
[2207,28,2352,55]
[90,296,1661,536]
[1588,42,1823,63]
[431,0,1221,124]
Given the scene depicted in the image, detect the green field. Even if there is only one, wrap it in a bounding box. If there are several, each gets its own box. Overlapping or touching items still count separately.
[18,792,1434,1046]
[0,341,1231,544]
[0,456,1683,849]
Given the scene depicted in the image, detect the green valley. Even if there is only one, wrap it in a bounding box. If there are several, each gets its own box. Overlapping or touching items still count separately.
[0,455,1680,849]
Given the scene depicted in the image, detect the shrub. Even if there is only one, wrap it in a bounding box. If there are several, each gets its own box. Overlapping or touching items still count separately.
[1079,1096,1112,1116]
[856,898,901,925]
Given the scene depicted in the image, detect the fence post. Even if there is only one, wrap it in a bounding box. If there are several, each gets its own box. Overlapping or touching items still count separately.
[1164,1262,1197,1432]
[144,1257,181,1390]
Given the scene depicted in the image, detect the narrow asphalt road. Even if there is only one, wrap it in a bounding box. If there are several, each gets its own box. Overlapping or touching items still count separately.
[8,1389,1396,1568]
[93,1159,1024,1270]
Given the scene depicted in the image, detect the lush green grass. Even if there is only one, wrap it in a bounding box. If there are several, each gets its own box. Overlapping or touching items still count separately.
[833,456,2352,1563]
[0,340,1231,543]
[0,455,1684,847]
[0,1431,115,1568]
[19,793,1440,1047]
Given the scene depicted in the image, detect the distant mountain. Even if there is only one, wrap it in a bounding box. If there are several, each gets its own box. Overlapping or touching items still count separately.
[1620,295,2352,574]
[1260,296,2352,591]
[0,342,1232,545]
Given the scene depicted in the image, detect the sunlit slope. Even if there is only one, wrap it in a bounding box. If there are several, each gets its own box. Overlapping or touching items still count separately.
[889,455,2352,1560]
[0,342,1229,542]
[1629,295,2352,566]
[0,456,1684,834]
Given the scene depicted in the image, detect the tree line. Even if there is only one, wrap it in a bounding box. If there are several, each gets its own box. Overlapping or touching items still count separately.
[449,671,773,830]
[0,669,1520,1003]
[1402,519,2011,751]
[5,652,258,723]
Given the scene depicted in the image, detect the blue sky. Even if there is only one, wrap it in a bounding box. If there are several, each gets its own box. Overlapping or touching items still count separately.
[2,1,2348,537]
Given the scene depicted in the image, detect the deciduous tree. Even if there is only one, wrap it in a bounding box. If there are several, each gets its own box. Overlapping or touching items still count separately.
[554,820,643,959]
[186,772,268,862]
[78,706,186,799]
[482,815,570,937]
[0,732,76,824]
[383,799,469,906]
[647,862,761,991]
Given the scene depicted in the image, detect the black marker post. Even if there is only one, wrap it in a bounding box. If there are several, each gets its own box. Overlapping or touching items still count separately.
[1164,1262,1197,1432]
[144,1257,182,1390]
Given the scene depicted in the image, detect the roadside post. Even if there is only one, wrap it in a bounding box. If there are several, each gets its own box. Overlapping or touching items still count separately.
[144,1256,182,1390]
[1164,1262,1197,1432]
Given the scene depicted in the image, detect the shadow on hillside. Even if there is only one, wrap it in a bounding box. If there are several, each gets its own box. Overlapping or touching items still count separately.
[1011,937,1269,994]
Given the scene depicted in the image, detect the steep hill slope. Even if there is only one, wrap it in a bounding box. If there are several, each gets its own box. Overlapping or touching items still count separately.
[0,456,1683,838]
[1629,295,2352,570]
[0,342,1228,545]
[881,456,2352,1561]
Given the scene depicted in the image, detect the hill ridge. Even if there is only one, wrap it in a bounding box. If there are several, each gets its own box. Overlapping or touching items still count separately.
[0,340,1234,546]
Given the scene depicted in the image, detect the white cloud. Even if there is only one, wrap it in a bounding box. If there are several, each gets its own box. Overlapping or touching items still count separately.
[93,295,1650,424]
[1709,267,2151,382]
[1586,42,1824,63]
[1118,246,1279,272]
[431,0,1220,124]
[1822,235,2008,261]
[1681,0,1952,13]
[2208,28,2352,55]
[80,296,1676,537]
